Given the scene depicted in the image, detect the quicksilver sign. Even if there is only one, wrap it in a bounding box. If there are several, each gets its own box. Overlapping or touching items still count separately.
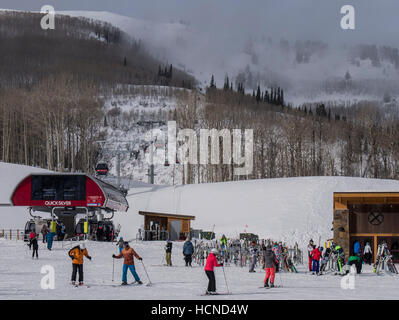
[44,201,72,206]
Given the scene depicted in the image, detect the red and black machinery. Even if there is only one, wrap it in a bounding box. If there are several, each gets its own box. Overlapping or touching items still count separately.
[11,173,129,241]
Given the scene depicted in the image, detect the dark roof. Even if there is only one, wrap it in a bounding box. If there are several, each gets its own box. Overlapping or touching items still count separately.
[139,211,195,220]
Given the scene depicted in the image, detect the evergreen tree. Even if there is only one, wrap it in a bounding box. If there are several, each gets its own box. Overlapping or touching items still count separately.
[271,88,275,104]
[169,64,173,78]
[264,90,269,103]
[210,75,216,88]
[224,75,230,90]
[256,85,261,101]
[277,87,281,105]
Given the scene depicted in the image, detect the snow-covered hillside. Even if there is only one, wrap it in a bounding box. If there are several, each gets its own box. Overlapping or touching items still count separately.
[115,176,399,249]
[0,162,48,205]
[0,162,49,230]
[3,163,399,250]
[100,85,188,185]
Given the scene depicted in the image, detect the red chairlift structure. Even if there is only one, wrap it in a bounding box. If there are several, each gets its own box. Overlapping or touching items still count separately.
[11,173,128,240]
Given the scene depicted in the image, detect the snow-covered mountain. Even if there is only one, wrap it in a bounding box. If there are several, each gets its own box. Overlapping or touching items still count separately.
[57,10,399,106]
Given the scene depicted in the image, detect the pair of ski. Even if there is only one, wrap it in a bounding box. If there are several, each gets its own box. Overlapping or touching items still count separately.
[200,292,232,296]
[72,283,90,288]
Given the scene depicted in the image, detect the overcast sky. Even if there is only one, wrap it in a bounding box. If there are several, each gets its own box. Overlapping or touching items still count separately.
[2,0,399,46]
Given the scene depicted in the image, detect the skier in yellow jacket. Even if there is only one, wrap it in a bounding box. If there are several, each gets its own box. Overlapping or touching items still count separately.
[68,243,91,286]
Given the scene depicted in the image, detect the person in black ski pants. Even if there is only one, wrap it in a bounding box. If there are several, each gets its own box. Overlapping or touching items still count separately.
[30,234,39,259]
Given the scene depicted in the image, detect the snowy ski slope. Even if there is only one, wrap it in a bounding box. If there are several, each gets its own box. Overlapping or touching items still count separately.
[3,162,399,249]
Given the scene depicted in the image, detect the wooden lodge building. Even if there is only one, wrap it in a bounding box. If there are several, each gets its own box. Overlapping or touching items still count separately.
[139,211,195,241]
[333,192,399,263]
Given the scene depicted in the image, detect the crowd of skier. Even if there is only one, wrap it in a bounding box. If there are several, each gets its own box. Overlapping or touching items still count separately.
[24,229,398,292]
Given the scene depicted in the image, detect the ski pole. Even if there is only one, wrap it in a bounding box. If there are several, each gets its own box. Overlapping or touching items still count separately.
[112,257,115,282]
[141,260,152,286]
[277,269,283,288]
[221,265,230,294]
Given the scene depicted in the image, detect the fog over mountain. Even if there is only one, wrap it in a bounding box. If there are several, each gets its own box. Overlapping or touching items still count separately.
[6,0,399,104]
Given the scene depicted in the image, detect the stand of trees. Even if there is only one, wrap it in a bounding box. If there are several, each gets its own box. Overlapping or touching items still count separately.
[0,11,195,172]
[175,87,399,184]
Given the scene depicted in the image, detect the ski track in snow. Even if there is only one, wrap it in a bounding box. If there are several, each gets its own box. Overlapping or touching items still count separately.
[0,239,398,300]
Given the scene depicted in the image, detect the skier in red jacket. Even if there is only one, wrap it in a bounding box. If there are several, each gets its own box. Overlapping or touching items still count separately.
[28,231,36,250]
[204,248,223,295]
[311,246,322,274]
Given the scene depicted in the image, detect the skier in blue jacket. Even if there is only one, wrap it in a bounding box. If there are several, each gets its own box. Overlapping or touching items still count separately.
[353,241,361,255]
[183,237,194,267]
[46,232,55,250]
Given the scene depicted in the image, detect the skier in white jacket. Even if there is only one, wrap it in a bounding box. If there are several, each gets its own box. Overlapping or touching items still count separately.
[363,242,372,265]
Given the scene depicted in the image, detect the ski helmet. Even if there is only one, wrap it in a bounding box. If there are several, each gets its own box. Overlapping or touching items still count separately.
[123,241,129,247]
[211,248,218,254]
[79,243,86,250]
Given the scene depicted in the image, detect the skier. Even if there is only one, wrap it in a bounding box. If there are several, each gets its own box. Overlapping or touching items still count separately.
[165,239,173,266]
[96,226,104,241]
[249,241,257,273]
[30,233,39,259]
[68,243,92,286]
[311,246,322,274]
[260,240,266,269]
[334,244,345,273]
[319,247,331,274]
[353,240,361,255]
[346,255,362,274]
[112,242,143,285]
[116,236,124,253]
[60,223,66,241]
[263,245,278,288]
[272,242,280,272]
[28,230,36,250]
[204,248,223,295]
[307,239,314,272]
[363,242,372,265]
[183,237,194,267]
[46,231,55,250]
[41,224,48,243]
[220,235,227,261]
